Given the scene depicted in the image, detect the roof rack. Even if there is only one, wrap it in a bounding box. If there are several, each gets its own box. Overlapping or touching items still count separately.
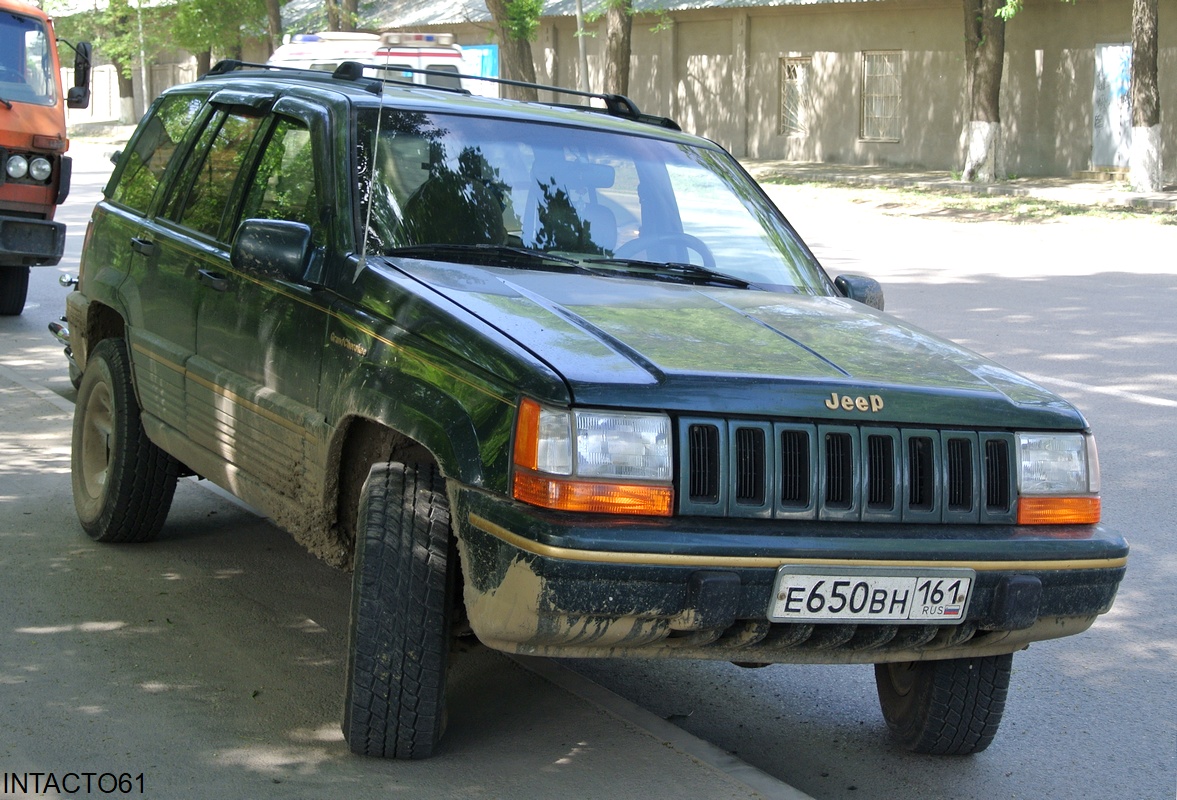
[348,61,682,130]
[203,59,681,131]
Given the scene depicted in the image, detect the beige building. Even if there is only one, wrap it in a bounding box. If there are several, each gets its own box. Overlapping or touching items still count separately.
[359,0,1174,181]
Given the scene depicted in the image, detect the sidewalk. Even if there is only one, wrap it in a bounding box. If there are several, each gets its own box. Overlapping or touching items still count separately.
[742,159,1177,212]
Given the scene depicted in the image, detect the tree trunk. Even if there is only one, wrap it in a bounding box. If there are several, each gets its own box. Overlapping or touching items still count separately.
[196,50,212,78]
[325,0,341,32]
[1129,0,1161,191]
[341,0,359,32]
[604,0,633,96]
[962,0,1006,182]
[485,0,539,100]
[265,0,283,54]
[111,57,136,123]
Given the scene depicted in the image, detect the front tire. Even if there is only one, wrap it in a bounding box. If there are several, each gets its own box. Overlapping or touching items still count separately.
[70,338,179,542]
[343,461,455,759]
[874,654,1012,755]
[0,266,29,315]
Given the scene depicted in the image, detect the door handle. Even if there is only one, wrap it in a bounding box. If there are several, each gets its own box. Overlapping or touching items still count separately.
[198,269,230,292]
[130,237,154,256]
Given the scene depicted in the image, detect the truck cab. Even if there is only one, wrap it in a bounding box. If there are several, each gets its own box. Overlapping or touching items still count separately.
[0,0,89,315]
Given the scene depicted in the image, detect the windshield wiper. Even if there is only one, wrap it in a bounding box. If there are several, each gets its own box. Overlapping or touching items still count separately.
[386,243,582,269]
[583,257,753,289]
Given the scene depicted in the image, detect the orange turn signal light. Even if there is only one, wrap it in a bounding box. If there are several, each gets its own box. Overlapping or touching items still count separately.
[513,471,673,516]
[1017,496,1101,525]
[513,397,542,471]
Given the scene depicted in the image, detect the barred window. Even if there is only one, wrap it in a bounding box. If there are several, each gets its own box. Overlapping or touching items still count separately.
[779,57,810,136]
[860,51,901,141]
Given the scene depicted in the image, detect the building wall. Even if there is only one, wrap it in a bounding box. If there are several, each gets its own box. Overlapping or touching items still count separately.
[527,0,1175,179]
[111,0,1173,180]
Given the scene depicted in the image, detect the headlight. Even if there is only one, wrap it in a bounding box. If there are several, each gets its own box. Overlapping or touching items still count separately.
[29,157,52,181]
[575,409,672,480]
[6,155,28,179]
[513,398,673,515]
[1016,432,1100,524]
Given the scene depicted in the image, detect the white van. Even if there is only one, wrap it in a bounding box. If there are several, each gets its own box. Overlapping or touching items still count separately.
[268,31,465,90]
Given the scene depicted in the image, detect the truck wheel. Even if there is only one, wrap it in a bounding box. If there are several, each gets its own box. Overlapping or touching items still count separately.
[343,461,455,759]
[874,653,1012,755]
[0,266,29,315]
[71,338,179,542]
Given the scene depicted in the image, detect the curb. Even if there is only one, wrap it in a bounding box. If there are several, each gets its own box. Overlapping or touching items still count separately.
[512,656,816,800]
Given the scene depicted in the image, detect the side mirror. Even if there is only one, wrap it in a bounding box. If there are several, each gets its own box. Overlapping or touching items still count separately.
[66,41,92,109]
[835,274,885,311]
[231,219,314,282]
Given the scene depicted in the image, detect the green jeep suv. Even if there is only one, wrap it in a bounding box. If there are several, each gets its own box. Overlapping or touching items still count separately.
[62,60,1126,760]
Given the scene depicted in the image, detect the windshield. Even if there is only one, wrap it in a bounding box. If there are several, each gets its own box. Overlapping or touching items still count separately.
[0,11,56,106]
[357,110,829,293]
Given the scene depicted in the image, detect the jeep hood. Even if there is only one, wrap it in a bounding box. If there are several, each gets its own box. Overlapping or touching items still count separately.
[390,260,1085,429]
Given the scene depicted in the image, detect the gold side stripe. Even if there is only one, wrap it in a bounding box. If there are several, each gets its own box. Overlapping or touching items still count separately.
[132,342,310,441]
[469,513,1128,572]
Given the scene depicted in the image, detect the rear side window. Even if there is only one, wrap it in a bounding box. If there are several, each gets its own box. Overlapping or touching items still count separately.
[109,94,204,213]
[164,109,266,239]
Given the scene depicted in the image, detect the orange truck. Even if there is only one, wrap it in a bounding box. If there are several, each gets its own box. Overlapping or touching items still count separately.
[0,0,90,315]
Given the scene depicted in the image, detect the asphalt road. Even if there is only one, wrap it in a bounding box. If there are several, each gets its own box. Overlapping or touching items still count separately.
[4,142,1175,799]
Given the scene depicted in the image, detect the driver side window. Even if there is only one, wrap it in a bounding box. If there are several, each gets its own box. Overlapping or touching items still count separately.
[239,117,324,246]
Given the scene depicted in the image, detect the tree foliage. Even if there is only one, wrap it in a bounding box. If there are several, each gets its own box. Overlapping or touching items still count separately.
[171,0,269,60]
[48,0,171,80]
[503,0,544,42]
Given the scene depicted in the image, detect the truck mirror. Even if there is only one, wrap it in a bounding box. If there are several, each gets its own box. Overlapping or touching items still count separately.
[67,42,92,109]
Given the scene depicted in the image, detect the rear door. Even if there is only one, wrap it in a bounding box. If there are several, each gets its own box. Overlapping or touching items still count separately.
[106,91,208,435]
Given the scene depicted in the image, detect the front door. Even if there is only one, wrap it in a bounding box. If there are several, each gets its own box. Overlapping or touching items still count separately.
[186,108,329,503]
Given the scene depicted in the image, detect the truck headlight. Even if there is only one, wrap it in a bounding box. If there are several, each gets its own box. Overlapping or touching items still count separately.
[513,398,673,515]
[1016,432,1101,524]
[29,157,52,181]
[6,155,28,178]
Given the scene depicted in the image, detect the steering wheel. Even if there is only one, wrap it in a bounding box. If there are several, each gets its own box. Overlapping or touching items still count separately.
[613,232,716,268]
[0,65,24,83]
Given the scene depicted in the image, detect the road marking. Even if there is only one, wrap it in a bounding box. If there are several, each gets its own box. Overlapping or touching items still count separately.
[0,362,75,414]
[1024,372,1177,409]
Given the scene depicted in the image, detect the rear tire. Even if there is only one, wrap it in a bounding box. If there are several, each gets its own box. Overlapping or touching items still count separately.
[70,338,179,542]
[0,266,30,315]
[874,653,1012,755]
[343,461,455,759]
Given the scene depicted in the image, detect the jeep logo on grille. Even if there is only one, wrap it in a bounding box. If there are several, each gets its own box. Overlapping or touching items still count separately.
[825,392,884,413]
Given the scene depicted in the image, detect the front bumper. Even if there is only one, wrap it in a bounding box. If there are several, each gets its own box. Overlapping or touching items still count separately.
[0,215,64,266]
[451,486,1127,664]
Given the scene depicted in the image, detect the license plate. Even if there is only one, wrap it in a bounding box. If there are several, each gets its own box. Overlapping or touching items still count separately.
[769,566,975,624]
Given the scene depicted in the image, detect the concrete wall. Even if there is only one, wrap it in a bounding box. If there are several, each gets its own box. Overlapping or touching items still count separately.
[122,0,1174,180]
[517,0,1176,179]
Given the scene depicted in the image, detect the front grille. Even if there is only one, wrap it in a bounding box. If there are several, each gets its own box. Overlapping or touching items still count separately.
[678,418,1017,523]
